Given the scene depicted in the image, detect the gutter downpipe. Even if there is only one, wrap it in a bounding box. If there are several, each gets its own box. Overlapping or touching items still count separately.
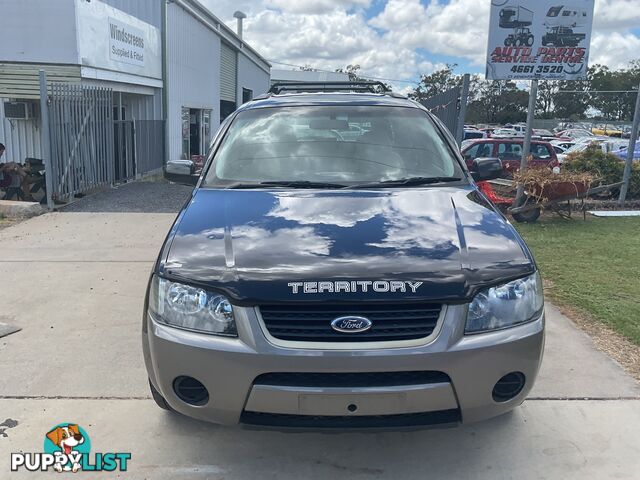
[162,0,169,166]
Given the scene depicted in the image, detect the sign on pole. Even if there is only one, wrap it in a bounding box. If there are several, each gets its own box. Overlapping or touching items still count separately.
[486,1,595,81]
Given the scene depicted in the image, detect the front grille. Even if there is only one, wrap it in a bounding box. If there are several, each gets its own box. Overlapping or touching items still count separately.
[253,371,450,388]
[259,303,442,342]
[240,410,461,429]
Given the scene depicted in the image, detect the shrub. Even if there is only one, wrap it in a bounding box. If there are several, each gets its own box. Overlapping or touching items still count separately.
[564,145,640,198]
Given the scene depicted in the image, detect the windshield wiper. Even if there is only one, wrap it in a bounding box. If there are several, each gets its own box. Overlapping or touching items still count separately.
[349,176,462,188]
[224,180,348,189]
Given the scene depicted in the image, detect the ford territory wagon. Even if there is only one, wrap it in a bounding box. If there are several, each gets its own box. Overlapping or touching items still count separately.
[142,82,544,429]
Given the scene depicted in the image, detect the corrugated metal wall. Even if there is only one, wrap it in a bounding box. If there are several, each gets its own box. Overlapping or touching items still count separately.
[237,53,270,105]
[99,0,162,28]
[0,63,81,100]
[119,91,162,121]
[0,0,79,66]
[166,2,220,160]
[119,92,164,174]
[220,42,237,103]
[0,99,42,163]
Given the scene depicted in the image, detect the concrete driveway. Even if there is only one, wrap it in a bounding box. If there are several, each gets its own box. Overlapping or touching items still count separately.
[1,190,639,479]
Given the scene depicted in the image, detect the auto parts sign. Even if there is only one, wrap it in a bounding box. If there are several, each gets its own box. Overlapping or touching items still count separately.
[486,1,595,80]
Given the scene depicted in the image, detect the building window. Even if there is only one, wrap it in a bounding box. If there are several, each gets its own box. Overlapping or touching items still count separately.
[220,101,236,123]
[242,88,253,104]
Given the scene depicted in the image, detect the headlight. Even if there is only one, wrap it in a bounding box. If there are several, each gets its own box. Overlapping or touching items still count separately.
[148,276,237,336]
[465,272,543,334]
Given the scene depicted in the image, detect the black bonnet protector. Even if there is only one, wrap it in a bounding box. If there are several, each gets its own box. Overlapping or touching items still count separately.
[159,187,535,306]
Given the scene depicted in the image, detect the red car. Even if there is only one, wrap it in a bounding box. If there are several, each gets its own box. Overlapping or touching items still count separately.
[461,138,559,175]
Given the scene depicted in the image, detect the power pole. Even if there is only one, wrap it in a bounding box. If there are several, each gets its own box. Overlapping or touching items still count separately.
[39,70,54,210]
[618,81,640,205]
[515,79,538,206]
[455,74,471,147]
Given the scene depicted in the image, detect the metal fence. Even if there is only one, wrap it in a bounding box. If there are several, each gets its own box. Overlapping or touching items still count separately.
[113,119,135,182]
[135,120,165,176]
[112,119,164,182]
[48,83,114,201]
[532,118,635,130]
[420,87,461,137]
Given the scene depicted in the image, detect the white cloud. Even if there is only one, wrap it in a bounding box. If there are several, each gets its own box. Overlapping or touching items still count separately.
[227,5,438,89]
[370,0,491,65]
[593,0,640,30]
[369,0,640,70]
[590,31,640,69]
[200,0,640,88]
[266,0,372,14]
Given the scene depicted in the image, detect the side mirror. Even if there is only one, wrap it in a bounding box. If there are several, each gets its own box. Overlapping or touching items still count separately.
[164,159,199,186]
[471,157,503,182]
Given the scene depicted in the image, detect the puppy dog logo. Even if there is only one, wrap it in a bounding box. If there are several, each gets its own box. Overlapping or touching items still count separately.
[10,422,130,473]
[44,423,90,473]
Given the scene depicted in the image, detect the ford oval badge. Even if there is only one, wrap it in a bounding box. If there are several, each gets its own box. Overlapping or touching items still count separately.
[331,316,372,333]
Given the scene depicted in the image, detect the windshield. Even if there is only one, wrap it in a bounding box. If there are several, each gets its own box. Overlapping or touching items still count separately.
[547,6,562,17]
[204,106,464,187]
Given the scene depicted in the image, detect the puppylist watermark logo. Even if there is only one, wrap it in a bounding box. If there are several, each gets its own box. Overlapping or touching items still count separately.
[10,422,131,473]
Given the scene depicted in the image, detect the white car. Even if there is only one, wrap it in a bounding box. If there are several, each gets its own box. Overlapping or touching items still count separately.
[491,128,521,138]
[557,129,594,140]
[557,139,629,163]
[510,124,527,132]
[550,140,576,151]
[532,129,556,140]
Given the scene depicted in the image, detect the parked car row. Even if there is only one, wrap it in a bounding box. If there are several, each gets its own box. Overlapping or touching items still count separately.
[461,137,638,180]
[556,137,629,163]
[461,138,559,175]
[461,121,638,178]
[554,122,636,139]
[612,140,640,161]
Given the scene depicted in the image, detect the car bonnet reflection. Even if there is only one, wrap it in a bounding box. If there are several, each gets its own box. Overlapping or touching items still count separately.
[162,187,533,302]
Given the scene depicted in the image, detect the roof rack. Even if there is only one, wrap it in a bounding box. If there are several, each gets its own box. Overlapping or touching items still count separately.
[268,81,391,95]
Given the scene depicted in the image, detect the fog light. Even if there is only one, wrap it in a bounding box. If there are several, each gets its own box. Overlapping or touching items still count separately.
[173,376,209,406]
[492,372,525,402]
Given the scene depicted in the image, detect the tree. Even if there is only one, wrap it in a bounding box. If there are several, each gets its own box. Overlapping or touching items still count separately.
[335,64,391,91]
[553,79,589,120]
[410,64,463,102]
[411,58,640,124]
[588,63,640,121]
[335,64,362,81]
[536,81,558,119]
[466,80,529,124]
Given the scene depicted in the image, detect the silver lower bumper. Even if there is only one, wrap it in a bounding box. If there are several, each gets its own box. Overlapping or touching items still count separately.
[143,304,545,427]
[246,382,457,417]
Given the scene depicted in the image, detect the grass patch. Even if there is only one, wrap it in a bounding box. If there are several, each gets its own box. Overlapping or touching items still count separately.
[516,216,640,345]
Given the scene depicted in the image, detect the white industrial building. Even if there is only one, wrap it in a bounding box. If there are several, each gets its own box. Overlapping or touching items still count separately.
[0,0,270,200]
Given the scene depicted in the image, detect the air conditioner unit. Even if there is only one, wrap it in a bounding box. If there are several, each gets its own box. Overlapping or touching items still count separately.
[3,101,35,120]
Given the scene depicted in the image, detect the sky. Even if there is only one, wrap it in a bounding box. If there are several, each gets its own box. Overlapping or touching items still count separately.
[201,0,640,92]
